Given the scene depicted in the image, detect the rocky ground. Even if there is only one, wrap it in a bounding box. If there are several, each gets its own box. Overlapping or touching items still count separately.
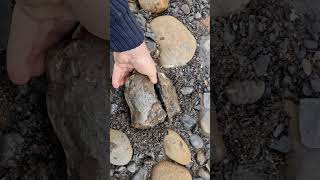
[110,0,210,179]
[212,0,320,179]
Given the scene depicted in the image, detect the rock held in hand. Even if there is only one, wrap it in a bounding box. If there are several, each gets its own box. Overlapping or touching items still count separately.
[163,129,191,165]
[151,161,192,180]
[124,73,167,129]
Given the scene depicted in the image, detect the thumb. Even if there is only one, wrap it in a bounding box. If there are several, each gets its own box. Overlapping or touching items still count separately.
[147,71,158,84]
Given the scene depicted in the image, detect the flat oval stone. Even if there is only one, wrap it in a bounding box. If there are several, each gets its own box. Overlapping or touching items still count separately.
[163,129,191,165]
[151,161,192,180]
[138,0,169,13]
[150,16,197,68]
[110,129,133,166]
[124,73,167,129]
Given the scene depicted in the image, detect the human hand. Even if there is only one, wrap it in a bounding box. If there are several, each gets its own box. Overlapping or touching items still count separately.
[6,0,107,85]
[112,41,158,88]
[6,0,77,85]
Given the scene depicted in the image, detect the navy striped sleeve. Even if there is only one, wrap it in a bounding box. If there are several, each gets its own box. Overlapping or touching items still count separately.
[110,0,144,52]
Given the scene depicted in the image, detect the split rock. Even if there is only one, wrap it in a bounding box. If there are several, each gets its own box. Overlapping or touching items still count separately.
[163,129,191,165]
[151,161,192,180]
[124,73,167,129]
[110,129,133,166]
[225,80,265,105]
[138,0,169,13]
[156,72,181,120]
[150,16,197,68]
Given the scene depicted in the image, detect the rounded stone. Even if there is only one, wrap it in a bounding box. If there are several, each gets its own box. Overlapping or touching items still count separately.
[198,168,210,180]
[138,0,169,13]
[150,16,197,68]
[151,161,192,180]
[190,134,204,149]
[163,129,191,165]
[110,129,133,166]
[196,150,206,165]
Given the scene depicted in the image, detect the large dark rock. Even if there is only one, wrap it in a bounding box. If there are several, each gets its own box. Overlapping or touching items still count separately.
[46,34,108,180]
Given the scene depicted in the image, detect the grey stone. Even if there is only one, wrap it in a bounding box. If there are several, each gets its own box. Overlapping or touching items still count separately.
[145,32,156,41]
[135,14,146,28]
[299,99,320,148]
[125,73,167,129]
[302,59,312,76]
[225,80,265,105]
[304,39,318,49]
[190,134,204,149]
[195,12,202,19]
[203,93,210,109]
[193,178,204,180]
[310,79,320,92]
[181,4,191,14]
[111,103,117,115]
[253,55,271,76]
[132,168,148,180]
[198,36,210,70]
[117,166,126,172]
[127,162,137,173]
[181,114,197,129]
[146,39,157,52]
[181,87,194,95]
[269,136,291,153]
[282,76,292,87]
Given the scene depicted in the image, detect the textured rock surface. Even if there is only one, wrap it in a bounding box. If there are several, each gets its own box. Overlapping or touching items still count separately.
[46,34,108,179]
[151,161,192,180]
[157,72,181,120]
[150,16,197,68]
[110,129,133,166]
[138,0,169,13]
[124,73,167,129]
[163,129,191,165]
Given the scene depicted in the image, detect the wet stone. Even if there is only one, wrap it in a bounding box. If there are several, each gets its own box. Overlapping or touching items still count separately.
[0,133,24,166]
[225,80,265,105]
[273,123,285,138]
[299,99,320,148]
